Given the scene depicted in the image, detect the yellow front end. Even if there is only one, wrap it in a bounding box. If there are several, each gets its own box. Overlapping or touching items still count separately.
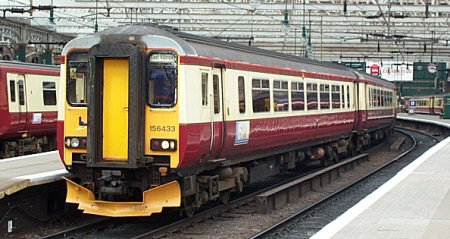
[62,49,181,217]
[65,177,180,217]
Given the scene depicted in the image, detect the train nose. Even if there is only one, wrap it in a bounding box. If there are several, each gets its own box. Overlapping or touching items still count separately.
[64,177,181,217]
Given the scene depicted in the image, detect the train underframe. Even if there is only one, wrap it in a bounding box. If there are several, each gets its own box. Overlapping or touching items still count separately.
[0,135,56,159]
[67,125,393,217]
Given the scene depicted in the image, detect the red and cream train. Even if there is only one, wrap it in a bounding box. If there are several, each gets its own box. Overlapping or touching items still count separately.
[0,61,59,158]
[59,25,396,217]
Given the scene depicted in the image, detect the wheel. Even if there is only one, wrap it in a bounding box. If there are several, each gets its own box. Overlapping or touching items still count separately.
[220,190,231,204]
[332,151,339,163]
[182,196,197,217]
[183,205,196,217]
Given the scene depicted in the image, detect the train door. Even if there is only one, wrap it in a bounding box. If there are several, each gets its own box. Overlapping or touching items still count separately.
[17,74,27,132]
[430,96,435,114]
[209,67,225,158]
[102,58,129,161]
[353,82,360,130]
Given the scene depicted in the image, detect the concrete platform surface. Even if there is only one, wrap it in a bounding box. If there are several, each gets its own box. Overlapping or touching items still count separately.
[311,136,450,239]
[397,113,450,128]
[0,151,68,199]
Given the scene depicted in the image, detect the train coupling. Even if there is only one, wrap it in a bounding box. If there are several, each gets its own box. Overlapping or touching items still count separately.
[63,177,181,217]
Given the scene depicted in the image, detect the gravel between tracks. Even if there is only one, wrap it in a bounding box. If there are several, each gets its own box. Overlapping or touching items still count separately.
[164,131,416,239]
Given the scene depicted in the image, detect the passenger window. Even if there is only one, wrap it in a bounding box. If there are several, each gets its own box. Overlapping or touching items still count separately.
[307,83,318,110]
[273,80,288,112]
[252,79,270,113]
[238,76,245,113]
[18,80,25,105]
[374,89,377,107]
[9,80,15,102]
[213,74,220,114]
[67,52,88,106]
[347,85,350,108]
[202,73,208,106]
[320,84,330,110]
[291,81,304,111]
[331,85,340,109]
[42,81,57,105]
[341,85,345,108]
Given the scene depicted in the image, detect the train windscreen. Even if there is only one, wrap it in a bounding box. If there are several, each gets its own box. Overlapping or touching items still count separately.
[147,52,177,108]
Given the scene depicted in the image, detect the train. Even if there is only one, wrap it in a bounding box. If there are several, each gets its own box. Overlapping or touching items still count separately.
[0,61,59,158]
[59,25,396,217]
[406,94,445,115]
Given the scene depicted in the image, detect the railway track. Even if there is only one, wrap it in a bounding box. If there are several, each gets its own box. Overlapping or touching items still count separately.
[249,128,436,239]
[31,128,426,239]
[35,154,371,239]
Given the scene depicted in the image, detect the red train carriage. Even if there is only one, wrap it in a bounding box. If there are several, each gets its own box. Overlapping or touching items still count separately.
[60,25,396,217]
[0,61,59,158]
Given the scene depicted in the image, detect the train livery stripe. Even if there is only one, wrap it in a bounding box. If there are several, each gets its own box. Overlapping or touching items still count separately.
[180,56,393,88]
[178,110,395,168]
[0,111,56,139]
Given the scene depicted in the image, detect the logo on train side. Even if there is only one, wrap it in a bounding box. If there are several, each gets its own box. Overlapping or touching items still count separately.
[234,121,250,145]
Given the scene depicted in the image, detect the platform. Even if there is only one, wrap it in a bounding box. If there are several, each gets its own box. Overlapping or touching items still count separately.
[0,151,68,199]
[397,112,450,128]
[311,135,450,239]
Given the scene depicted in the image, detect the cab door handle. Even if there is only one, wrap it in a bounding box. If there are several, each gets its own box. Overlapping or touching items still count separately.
[79,117,87,126]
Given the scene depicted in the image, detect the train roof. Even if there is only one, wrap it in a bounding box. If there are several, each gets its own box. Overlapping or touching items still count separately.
[408,93,450,99]
[63,25,394,88]
[0,60,59,71]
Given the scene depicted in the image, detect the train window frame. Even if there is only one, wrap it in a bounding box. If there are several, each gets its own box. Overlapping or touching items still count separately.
[252,78,270,113]
[341,85,345,109]
[291,81,305,111]
[306,82,318,111]
[238,76,245,114]
[273,80,288,112]
[347,85,350,108]
[213,74,220,114]
[320,84,330,110]
[9,80,16,102]
[18,80,25,106]
[331,85,340,109]
[42,81,57,106]
[201,73,208,106]
[147,51,178,108]
[66,50,88,107]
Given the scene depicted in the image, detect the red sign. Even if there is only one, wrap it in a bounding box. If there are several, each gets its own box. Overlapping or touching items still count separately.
[370,64,380,75]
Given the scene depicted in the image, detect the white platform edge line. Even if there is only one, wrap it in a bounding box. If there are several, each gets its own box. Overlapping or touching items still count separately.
[0,151,59,163]
[16,169,69,182]
[397,115,450,129]
[310,136,450,239]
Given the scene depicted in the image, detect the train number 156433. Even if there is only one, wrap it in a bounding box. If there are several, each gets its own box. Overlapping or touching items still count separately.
[150,125,176,132]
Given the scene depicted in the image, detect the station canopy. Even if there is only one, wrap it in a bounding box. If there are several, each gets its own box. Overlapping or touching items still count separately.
[0,0,449,63]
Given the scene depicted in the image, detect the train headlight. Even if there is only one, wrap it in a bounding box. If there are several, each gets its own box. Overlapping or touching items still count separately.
[70,138,80,148]
[65,137,87,149]
[151,139,177,151]
[161,140,170,149]
[65,138,71,147]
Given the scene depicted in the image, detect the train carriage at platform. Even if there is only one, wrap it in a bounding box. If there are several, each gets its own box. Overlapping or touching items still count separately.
[0,61,59,158]
[59,25,396,217]
[407,94,444,115]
